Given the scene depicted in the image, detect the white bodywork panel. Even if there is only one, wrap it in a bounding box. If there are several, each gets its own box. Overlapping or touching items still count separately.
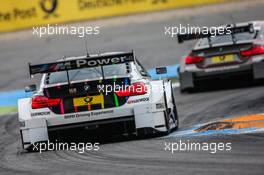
[21,118,48,143]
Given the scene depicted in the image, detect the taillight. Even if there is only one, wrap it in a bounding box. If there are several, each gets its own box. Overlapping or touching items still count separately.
[240,45,264,57]
[185,55,204,65]
[116,82,147,97]
[32,96,60,109]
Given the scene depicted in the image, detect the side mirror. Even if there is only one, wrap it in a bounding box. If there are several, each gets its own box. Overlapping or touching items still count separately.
[25,84,37,93]
[156,67,167,75]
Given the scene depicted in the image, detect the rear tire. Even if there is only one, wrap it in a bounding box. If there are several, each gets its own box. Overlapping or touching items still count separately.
[179,72,196,93]
[180,86,195,93]
[163,83,179,134]
[164,110,171,134]
[163,95,171,135]
[25,142,44,152]
[171,85,179,130]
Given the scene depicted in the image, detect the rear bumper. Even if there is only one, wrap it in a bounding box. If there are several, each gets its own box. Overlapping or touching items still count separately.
[48,116,136,141]
[48,116,134,132]
[20,103,168,149]
[195,64,251,77]
[180,62,264,89]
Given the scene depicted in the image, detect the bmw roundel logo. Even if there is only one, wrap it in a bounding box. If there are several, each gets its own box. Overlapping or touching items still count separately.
[84,85,90,91]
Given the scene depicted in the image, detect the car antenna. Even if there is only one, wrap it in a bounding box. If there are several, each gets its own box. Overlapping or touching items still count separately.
[205,27,213,48]
[63,56,71,85]
[207,35,213,48]
[97,50,105,80]
[85,39,90,57]
[230,15,237,44]
[131,49,136,62]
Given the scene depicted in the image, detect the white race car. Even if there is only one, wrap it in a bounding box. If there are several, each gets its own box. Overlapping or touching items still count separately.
[18,52,178,151]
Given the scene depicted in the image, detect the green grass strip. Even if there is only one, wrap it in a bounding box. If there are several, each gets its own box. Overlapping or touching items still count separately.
[0,106,18,116]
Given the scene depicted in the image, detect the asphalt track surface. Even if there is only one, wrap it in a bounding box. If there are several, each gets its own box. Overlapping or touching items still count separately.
[1,1,264,175]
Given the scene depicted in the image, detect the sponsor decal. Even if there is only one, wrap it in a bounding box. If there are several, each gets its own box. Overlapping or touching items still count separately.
[77,0,168,11]
[64,110,114,119]
[204,65,240,73]
[127,97,149,104]
[75,56,127,68]
[19,121,26,127]
[31,111,51,117]
[40,0,58,19]
[0,0,227,32]
[73,94,104,109]
[156,103,165,109]
[84,84,90,91]
[69,87,77,95]
[0,7,37,22]
[84,96,93,104]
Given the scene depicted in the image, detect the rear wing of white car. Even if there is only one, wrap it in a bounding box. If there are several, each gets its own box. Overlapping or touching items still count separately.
[28,52,134,76]
[177,23,255,44]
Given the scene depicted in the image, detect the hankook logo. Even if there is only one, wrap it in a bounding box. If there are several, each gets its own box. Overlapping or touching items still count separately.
[40,0,58,18]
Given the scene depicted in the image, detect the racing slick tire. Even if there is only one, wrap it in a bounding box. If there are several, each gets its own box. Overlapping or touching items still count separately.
[163,83,179,134]
[25,141,47,153]
[171,85,179,130]
[180,86,195,93]
[179,72,196,93]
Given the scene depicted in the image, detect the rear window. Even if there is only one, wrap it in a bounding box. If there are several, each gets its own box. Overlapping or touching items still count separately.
[197,32,257,47]
[46,63,130,84]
